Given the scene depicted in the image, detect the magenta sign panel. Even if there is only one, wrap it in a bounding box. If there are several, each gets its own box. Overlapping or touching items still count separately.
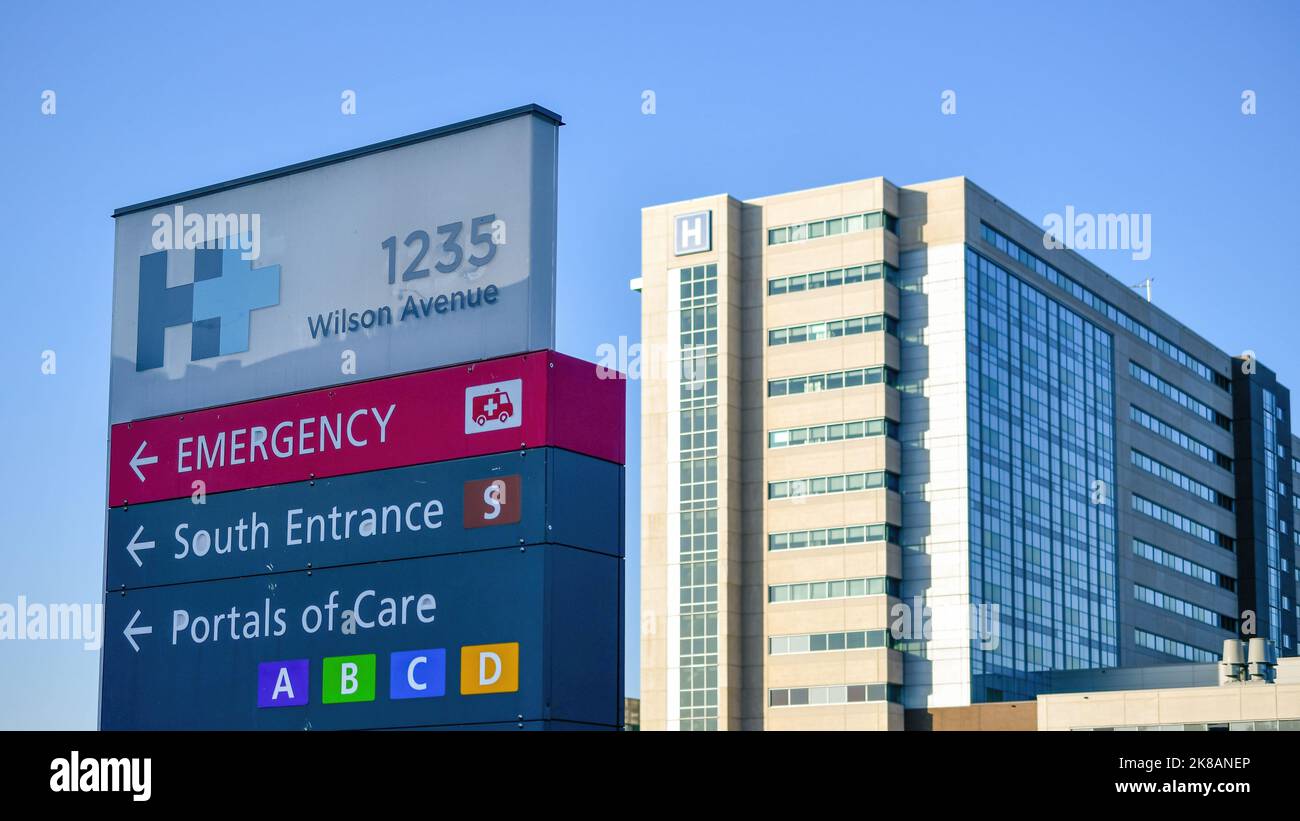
[108,350,622,506]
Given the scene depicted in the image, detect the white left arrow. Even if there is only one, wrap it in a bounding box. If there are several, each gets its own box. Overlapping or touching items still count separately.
[125,525,155,568]
[129,441,158,482]
[123,610,152,653]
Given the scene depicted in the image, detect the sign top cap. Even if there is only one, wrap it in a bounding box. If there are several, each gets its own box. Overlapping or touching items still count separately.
[112,104,564,218]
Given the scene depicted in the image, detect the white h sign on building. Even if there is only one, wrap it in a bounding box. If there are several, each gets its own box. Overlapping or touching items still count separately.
[674,210,711,256]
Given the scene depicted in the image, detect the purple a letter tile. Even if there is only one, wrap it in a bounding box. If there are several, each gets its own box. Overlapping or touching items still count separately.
[258,659,309,708]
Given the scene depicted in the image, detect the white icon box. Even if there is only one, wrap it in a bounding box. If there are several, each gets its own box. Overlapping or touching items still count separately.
[465,379,523,434]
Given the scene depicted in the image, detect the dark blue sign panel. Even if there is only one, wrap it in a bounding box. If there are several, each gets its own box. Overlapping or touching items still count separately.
[100,545,622,730]
[106,448,623,590]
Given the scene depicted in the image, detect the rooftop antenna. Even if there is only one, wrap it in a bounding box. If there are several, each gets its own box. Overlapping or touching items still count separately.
[1130,277,1153,302]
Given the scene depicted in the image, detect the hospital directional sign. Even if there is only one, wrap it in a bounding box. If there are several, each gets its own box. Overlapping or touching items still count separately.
[106,448,623,590]
[101,545,622,730]
[102,107,626,732]
[108,349,622,506]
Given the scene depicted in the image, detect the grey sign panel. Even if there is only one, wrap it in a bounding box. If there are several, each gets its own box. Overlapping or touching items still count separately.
[105,447,624,590]
[100,545,622,730]
[108,105,560,423]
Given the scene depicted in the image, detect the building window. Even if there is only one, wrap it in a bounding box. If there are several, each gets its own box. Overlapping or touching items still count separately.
[768,365,897,397]
[1134,628,1219,663]
[768,418,897,449]
[768,683,901,707]
[980,222,1229,391]
[768,313,897,346]
[1133,584,1236,631]
[767,210,897,246]
[1132,538,1235,591]
[1262,389,1284,646]
[768,470,899,500]
[1085,720,1300,730]
[676,263,719,731]
[1129,405,1232,471]
[768,262,899,296]
[769,629,898,654]
[768,576,899,603]
[769,523,899,551]
[965,247,1118,700]
[1130,449,1233,510]
[1128,361,1232,430]
[1131,494,1234,550]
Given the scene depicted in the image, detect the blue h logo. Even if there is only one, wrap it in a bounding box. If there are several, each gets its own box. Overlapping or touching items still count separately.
[135,249,280,371]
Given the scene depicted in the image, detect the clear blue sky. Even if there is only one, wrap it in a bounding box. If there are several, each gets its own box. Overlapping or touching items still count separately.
[1,1,1296,728]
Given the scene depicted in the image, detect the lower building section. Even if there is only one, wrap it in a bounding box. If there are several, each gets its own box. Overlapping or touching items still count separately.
[1037,654,1300,731]
[905,701,1037,731]
[909,653,1300,731]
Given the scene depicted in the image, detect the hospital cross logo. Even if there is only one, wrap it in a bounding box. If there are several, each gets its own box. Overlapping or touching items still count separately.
[135,248,281,371]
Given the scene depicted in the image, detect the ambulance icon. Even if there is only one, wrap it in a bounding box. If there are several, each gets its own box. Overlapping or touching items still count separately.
[472,389,514,426]
[464,379,523,434]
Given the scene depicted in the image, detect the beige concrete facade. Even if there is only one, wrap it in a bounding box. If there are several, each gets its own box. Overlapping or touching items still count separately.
[1038,658,1300,730]
[640,179,915,731]
[1039,684,1300,730]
